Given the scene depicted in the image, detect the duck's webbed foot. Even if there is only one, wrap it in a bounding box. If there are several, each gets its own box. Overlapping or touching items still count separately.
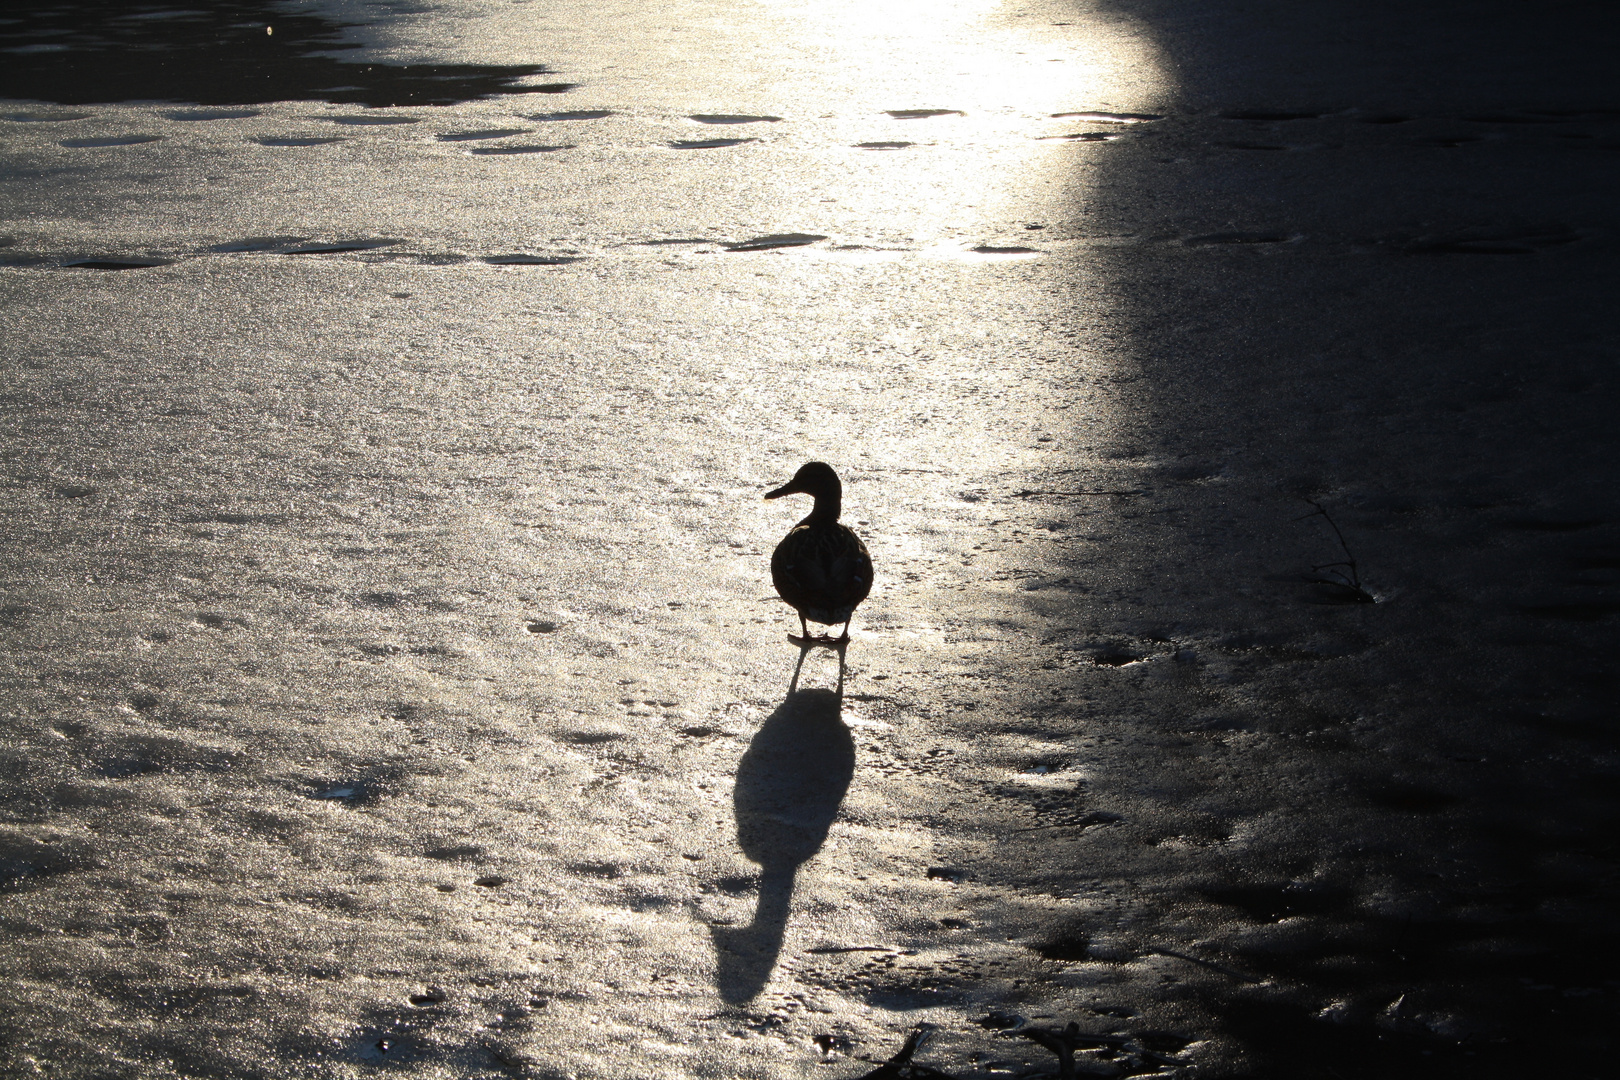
[788,631,848,648]
[788,614,814,647]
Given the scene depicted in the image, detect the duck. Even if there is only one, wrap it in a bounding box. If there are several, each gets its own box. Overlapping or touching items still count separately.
[764,462,873,645]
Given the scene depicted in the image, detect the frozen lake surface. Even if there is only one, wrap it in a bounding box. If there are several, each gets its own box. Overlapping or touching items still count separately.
[2,1,1617,1077]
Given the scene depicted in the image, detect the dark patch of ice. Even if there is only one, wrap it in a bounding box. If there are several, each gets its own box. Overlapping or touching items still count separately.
[0,832,97,891]
[569,861,625,878]
[90,736,242,779]
[282,239,404,255]
[207,236,310,253]
[164,109,261,121]
[1197,881,1352,921]
[861,982,964,1010]
[1362,782,1461,814]
[60,135,162,147]
[725,233,827,251]
[63,258,171,270]
[1034,927,1090,962]
[0,5,557,108]
[436,128,529,141]
[687,114,782,124]
[424,844,485,861]
[0,604,41,629]
[670,137,756,149]
[559,731,624,745]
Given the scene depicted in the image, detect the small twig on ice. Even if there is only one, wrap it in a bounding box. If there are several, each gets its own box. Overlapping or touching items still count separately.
[1295,499,1376,603]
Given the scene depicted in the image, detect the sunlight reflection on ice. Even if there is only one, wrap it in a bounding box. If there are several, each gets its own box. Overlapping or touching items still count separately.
[737,0,1168,257]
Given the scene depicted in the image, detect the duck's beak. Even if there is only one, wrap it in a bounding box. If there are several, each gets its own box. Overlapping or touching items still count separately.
[763,481,798,500]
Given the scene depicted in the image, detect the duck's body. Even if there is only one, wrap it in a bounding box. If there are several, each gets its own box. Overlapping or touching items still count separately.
[771,520,871,625]
[765,462,872,644]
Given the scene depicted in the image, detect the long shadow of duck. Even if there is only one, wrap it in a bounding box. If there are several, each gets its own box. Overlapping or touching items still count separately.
[712,656,854,1004]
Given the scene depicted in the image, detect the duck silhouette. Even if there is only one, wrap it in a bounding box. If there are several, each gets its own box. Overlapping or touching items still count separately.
[764,462,873,645]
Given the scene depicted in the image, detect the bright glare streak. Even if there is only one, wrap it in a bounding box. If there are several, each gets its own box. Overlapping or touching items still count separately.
[761,0,1144,115]
[748,0,1169,244]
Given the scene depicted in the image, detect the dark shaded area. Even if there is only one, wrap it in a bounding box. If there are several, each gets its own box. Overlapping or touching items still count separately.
[0,2,565,107]
[1194,881,1620,1079]
[712,687,854,1003]
[1043,0,1620,1075]
[64,258,173,270]
[0,831,98,892]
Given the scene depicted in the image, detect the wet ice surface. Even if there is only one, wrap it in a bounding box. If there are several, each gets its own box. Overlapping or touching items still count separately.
[2,0,1618,1078]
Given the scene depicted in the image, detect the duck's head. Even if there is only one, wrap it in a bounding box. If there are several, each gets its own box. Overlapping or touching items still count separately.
[764,461,842,503]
